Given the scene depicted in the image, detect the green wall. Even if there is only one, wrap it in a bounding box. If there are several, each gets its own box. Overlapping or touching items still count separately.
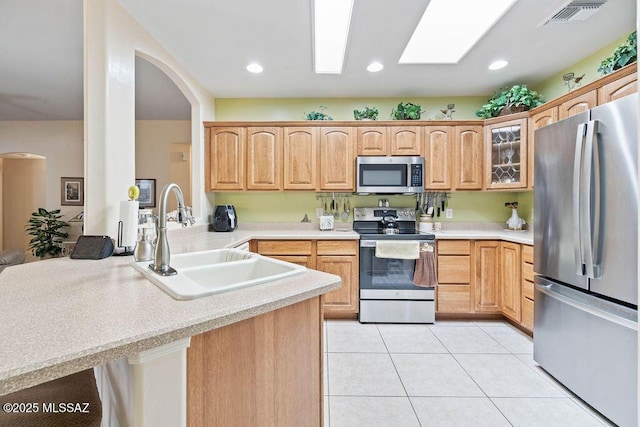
[214,191,522,224]
[215,96,487,121]
[534,35,630,100]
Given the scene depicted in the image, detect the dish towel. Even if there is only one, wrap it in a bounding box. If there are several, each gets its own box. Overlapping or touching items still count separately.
[413,251,438,287]
[375,241,420,260]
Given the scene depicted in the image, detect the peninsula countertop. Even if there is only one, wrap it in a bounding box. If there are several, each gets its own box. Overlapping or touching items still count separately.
[0,224,354,395]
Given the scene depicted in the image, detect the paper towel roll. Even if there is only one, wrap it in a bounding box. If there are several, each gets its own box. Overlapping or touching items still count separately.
[119,200,139,248]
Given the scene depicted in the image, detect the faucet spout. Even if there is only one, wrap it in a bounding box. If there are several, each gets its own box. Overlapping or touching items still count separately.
[149,183,189,276]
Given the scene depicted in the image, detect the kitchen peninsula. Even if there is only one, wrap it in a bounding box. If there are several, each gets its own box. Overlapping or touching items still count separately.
[0,224,353,426]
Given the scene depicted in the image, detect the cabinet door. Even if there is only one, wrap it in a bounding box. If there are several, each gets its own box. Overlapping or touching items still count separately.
[207,127,245,191]
[474,241,501,313]
[500,242,521,322]
[357,127,388,156]
[319,128,355,190]
[527,107,558,189]
[390,126,421,155]
[283,127,318,190]
[317,255,358,316]
[559,90,597,119]
[485,118,527,189]
[598,72,637,104]
[453,126,483,190]
[423,126,452,190]
[246,127,282,190]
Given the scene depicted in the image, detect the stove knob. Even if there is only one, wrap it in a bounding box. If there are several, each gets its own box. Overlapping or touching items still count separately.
[409,211,415,217]
[354,211,361,218]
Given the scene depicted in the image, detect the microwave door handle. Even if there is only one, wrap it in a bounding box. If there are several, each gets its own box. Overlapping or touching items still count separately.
[573,123,586,276]
[582,120,600,279]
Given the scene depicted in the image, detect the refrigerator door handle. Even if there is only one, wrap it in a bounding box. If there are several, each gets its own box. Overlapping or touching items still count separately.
[582,120,600,279]
[573,123,586,276]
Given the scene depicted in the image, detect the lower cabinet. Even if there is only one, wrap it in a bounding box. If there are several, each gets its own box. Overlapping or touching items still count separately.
[500,242,522,322]
[187,297,322,426]
[436,240,473,313]
[252,239,359,318]
[474,241,501,313]
[521,244,535,331]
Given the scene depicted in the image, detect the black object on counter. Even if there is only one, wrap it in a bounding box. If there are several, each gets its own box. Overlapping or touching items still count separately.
[70,235,114,259]
[211,205,238,232]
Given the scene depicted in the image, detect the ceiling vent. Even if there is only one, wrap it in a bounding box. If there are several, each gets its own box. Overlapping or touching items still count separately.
[540,1,606,25]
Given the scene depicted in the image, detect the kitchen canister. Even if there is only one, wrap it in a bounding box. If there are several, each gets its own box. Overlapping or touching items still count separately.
[419,214,433,232]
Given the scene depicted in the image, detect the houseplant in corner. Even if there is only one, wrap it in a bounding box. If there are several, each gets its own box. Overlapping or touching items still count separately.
[353,106,379,120]
[391,102,423,120]
[26,208,69,258]
[475,85,545,119]
[598,30,637,75]
[305,106,333,121]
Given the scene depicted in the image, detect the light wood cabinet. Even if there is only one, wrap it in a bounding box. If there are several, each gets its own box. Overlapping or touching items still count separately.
[357,127,388,156]
[597,72,637,104]
[436,240,473,313]
[390,126,421,155]
[283,127,318,190]
[252,239,359,317]
[206,127,245,191]
[474,241,501,313]
[485,118,528,189]
[527,107,558,189]
[423,126,452,190]
[453,126,483,190]
[319,128,355,190]
[187,297,322,427]
[246,127,282,190]
[521,244,534,332]
[559,90,597,119]
[500,242,521,322]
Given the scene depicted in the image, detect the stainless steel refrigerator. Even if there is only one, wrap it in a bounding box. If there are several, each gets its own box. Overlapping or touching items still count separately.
[534,93,638,427]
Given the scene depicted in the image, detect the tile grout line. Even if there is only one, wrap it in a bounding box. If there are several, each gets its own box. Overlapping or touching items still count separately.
[324,320,330,427]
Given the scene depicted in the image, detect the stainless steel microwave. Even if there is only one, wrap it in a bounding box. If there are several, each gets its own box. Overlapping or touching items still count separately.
[356,156,424,194]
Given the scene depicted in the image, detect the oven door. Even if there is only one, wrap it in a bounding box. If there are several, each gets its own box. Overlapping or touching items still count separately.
[359,240,433,300]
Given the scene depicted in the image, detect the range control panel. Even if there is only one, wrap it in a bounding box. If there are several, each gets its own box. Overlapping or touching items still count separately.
[353,207,416,221]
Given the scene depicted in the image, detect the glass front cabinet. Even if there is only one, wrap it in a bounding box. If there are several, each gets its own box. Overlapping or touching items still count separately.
[484,117,528,189]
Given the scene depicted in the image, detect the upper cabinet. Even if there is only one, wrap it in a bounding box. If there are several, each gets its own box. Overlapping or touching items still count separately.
[390,126,421,155]
[319,127,355,191]
[597,72,637,104]
[283,127,318,190]
[484,117,528,190]
[206,127,246,191]
[357,127,388,156]
[246,127,282,191]
[453,125,483,190]
[423,126,452,190]
[559,90,597,119]
[527,107,558,190]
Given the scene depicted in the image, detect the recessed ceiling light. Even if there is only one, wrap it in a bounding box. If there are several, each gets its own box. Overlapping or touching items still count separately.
[246,63,263,73]
[313,0,354,74]
[399,0,518,64]
[488,60,509,70]
[367,62,384,72]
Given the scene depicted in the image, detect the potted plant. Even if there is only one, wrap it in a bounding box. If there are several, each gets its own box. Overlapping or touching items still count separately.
[26,208,69,258]
[391,102,423,120]
[353,106,379,120]
[475,85,545,119]
[598,31,637,75]
[305,105,333,121]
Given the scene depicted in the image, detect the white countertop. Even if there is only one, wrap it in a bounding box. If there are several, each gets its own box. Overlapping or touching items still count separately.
[0,225,354,395]
[431,229,533,245]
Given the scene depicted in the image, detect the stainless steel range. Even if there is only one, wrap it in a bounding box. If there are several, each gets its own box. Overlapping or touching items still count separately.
[354,207,436,324]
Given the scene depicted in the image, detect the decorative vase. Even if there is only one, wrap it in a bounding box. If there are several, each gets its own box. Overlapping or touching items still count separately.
[506,207,526,230]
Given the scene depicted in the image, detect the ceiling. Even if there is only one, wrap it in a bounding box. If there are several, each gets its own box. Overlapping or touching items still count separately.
[0,0,636,120]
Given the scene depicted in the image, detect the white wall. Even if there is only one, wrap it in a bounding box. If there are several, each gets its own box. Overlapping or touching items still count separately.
[83,0,215,238]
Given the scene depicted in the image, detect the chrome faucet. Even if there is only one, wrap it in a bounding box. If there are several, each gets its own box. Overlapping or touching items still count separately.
[149,183,192,276]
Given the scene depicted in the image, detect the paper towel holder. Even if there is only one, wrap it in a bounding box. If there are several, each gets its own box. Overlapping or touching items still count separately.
[114,221,135,256]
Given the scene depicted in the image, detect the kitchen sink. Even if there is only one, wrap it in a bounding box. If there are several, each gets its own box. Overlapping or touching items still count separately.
[131,249,306,300]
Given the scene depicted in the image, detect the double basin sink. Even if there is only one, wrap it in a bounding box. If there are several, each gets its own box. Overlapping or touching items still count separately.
[131,248,306,300]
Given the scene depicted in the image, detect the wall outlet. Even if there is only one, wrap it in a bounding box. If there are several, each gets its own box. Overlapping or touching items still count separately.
[315,208,324,218]
[445,208,453,219]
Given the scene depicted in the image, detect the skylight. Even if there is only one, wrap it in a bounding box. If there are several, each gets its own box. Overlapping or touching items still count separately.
[399,0,518,64]
[313,0,354,74]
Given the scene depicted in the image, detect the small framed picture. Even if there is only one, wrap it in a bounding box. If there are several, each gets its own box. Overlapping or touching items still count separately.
[61,177,84,206]
[135,179,156,208]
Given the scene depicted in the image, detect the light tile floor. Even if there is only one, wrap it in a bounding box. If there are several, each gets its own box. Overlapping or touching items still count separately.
[323,319,614,427]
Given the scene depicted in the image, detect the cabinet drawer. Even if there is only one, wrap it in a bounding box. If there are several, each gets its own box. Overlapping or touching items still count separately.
[256,240,312,255]
[522,245,534,264]
[437,256,471,283]
[436,284,472,313]
[438,240,471,255]
[522,261,535,283]
[522,279,534,300]
[316,240,358,256]
[269,255,314,268]
[521,296,534,331]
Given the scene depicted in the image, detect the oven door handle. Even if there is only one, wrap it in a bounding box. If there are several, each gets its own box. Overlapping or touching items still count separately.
[360,240,377,248]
